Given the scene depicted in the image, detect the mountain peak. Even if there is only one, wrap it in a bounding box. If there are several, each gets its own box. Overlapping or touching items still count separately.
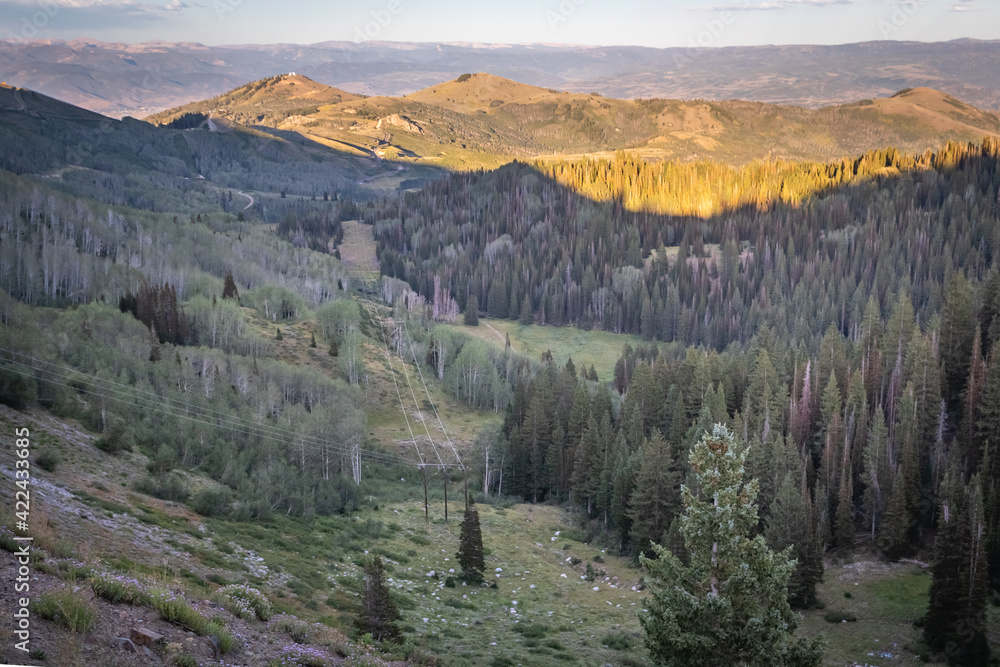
[406,72,567,113]
[148,73,360,126]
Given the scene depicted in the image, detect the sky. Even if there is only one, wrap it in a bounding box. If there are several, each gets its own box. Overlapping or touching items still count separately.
[0,0,996,47]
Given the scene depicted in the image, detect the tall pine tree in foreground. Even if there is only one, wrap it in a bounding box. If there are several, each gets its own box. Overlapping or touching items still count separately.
[457,497,485,583]
[639,424,824,667]
[355,557,401,643]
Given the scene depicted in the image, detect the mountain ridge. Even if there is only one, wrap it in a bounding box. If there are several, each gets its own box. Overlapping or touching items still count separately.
[145,73,1000,170]
[4,38,1000,117]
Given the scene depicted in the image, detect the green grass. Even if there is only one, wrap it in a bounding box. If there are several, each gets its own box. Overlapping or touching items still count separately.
[445,318,642,382]
[32,590,96,634]
[799,559,939,666]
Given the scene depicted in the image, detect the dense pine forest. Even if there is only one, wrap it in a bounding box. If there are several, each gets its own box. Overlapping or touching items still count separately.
[371,142,1000,351]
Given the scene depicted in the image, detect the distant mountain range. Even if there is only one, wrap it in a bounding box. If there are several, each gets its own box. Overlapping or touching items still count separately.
[2,38,1000,117]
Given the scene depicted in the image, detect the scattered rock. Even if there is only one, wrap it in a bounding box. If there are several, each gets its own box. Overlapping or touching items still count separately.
[131,626,165,647]
[205,634,220,659]
[111,637,137,653]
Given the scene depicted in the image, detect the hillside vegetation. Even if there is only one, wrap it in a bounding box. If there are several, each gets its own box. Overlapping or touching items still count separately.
[4,74,1000,666]
[151,73,1000,171]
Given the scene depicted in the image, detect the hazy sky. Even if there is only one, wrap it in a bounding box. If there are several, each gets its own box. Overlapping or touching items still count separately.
[0,0,996,47]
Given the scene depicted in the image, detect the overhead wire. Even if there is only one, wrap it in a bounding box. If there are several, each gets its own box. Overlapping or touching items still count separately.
[370,302,424,467]
[400,316,464,469]
[0,347,409,467]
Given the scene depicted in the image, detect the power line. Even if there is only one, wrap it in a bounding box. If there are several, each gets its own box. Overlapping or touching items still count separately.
[400,316,464,470]
[371,305,423,467]
[0,348,408,467]
[389,318,445,468]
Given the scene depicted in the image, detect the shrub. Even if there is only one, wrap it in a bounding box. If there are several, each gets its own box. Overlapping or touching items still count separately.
[601,630,633,651]
[271,613,314,644]
[456,73,472,83]
[36,448,60,472]
[95,421,132,454]
[149,587,235,652]
[215,584,273,621]
[823,610,858,623]
[91,572,152,605]
[134,473,190,502]
[0,526,19,553]
[33,590,96,633]
[190,487,233,517]
[513,623,548,639]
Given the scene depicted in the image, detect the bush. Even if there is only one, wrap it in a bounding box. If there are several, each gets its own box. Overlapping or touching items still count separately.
[33,590,96,633]
[513,623,549,639]
[602,630,633,651]
[0,368,34,408]
[134,473,190,502]
[823,610,857,623]
[456,73,472,83]
[95,421,133,454]
[190,487,232,517]
[91,572,153,606]
[271,614,315,644]
[215,584,273,621]
[35,448,60,472]
[0,526,19,553]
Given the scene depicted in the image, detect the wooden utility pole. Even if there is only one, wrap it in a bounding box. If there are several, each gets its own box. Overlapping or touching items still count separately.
[444,470,448,523]
[422,466,429,525]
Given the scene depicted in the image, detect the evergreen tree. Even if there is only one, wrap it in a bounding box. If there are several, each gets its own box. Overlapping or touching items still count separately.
[457,497,485,584]
[355,557,401,643]
[627,431,680,556]
[834,463,855,550]
[862,407,889,540]
[519,296,533,325]
[925,471,990,665]
[275,327,283,340]
[222,270,239,300]
[310,332,317,348]
[766,472,823,609]
[639,424,824,667]
[464,293,479,326]
[878,470,911,561]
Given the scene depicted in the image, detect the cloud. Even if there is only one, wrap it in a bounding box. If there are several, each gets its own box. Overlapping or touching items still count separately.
[693,0,855,10]
[950,0,980,11]
[1,0,200,40]
[0,0,196,18]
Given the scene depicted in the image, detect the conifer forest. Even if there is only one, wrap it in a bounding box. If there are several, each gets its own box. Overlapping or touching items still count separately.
[2,49,1000,666]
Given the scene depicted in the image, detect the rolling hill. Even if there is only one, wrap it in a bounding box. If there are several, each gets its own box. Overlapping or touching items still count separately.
[0,82,443,214]
[148,73,1000,169]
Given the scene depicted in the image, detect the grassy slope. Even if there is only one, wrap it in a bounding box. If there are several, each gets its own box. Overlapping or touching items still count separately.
[446,318,642,384]
[147,73,1000,174]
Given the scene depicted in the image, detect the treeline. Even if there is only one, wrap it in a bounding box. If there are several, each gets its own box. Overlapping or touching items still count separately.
[0,170,349,315]
[0,302,369,519]
[372,140,1000,352]
[492,275,1000,651]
